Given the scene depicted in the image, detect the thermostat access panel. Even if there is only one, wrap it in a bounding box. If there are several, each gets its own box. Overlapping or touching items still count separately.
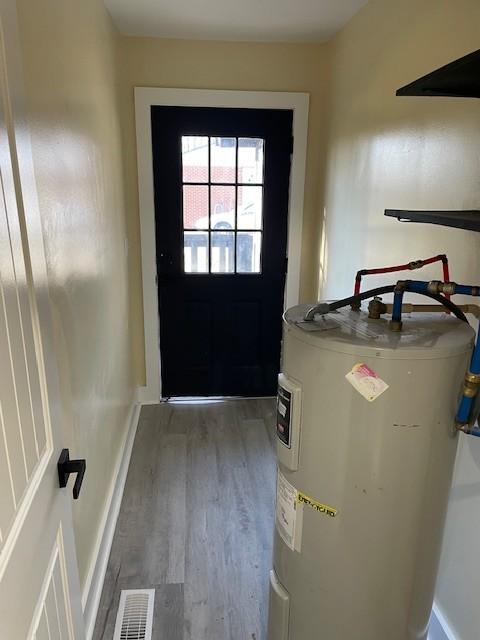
[276,373,302,471]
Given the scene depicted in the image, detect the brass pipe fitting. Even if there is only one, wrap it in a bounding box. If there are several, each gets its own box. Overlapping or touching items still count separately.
[461,371,480,399]
[383,303,480,317]
[441,282,456,296]
[465,371,480,385]
[389,320,403,332]
[463,304,480,318]
[427,280,442,295]
[368,297,387,319]
[462,383,478,399]
[427,281,457,295]
[385,304,446,314]
[409,260,424,270]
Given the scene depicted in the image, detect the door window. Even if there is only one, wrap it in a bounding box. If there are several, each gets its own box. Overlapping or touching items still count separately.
[181,136,264,274]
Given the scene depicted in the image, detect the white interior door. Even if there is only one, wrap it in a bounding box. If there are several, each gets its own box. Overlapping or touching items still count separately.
[0,3,85,639]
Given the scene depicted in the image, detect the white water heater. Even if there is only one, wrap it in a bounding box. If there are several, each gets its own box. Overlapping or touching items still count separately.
[268,305,474,640]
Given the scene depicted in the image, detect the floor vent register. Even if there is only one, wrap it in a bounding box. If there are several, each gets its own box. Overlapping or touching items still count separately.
[113,589,155,640]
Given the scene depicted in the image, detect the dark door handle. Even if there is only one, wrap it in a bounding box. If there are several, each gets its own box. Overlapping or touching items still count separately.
[58,449,86,500]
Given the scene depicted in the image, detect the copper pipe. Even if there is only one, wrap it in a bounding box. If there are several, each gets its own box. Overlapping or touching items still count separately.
[384,303,480,318]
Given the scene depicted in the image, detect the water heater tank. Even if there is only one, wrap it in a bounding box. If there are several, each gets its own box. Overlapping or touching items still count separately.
[268,305,474,640]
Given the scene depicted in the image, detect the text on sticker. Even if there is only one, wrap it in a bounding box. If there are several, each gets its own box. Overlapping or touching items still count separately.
[297,492,338,517]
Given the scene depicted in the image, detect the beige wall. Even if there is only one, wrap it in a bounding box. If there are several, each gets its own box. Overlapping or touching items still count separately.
[117,37,331,385]
[16,0,134,591]
[321,1,480,638]
[320,0,480,301]
[12,0,479,631]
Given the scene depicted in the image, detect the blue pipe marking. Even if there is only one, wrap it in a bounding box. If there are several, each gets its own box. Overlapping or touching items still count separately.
[456,395,474,424]
[391,289,405,322]
[406,281,428,293]
[470,339,480,373]
[391,279,480,429]
[405,280,480,296]
[454,284,480,295]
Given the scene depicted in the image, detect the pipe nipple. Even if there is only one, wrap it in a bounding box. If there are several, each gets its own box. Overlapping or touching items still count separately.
[427,280,442,295]
[389,320,403,332]
[442,282,456,296]
[465,371,480,385]
[462,372,480,398]
[427,280,456,295]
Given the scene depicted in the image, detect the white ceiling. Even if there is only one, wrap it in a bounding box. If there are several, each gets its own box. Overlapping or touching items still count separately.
[105,0,368,42]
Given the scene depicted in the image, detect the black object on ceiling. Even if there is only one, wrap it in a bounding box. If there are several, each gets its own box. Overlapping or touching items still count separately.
[385,210,480,232]
[396,49,480,98]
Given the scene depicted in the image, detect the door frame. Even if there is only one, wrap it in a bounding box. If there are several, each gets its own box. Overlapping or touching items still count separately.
[135,87,309,402]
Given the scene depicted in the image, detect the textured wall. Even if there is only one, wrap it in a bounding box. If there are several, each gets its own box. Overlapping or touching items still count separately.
[16,0,134,591]
[117,37,331,385]
[320,1,480,638]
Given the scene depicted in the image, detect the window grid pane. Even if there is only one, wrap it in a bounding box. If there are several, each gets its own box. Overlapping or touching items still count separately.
[183,185,209,230]
[181,135,264,274]
[182,136,209,182]
[238,138,264,184]
[184,231,209,273]
[237,231,262,273]
[211,231,235,273]
[211,137,236,183]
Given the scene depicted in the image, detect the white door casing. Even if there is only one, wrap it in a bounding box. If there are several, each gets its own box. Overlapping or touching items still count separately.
[0,3,85,639]
[135,87,309,402]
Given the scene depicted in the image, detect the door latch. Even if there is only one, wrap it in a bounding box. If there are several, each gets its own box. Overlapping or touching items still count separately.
[57,449,86,500]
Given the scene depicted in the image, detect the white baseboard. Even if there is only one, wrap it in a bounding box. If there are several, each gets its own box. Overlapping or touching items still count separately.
[428,603,457,640]
[135,385,160,404]
[81,398,141,640]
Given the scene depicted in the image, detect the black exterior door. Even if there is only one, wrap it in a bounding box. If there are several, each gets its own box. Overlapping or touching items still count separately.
[152,106,293,397]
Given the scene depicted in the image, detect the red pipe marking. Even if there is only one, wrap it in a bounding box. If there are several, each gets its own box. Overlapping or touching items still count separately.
[353,254,451,302]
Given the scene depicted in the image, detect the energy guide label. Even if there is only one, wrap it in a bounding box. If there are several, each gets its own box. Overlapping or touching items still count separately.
[276,470,296,550]
[276,470,338,551]
[275,470,302,551]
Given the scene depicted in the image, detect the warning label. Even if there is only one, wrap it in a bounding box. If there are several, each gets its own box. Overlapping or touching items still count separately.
[275,471,298,550]
[276,469,337,556]
[276,385,292,448]
[297,492,338,517]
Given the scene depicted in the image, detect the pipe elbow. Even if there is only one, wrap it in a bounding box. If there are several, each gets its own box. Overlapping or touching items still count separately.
[304,303,331,321]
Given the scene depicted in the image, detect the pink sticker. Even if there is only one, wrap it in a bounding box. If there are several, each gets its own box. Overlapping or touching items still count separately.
[345,363,389,402]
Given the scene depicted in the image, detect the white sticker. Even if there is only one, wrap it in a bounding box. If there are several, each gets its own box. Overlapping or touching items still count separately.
[345,363,389,402]
[278,401,287,417]
[275,470,298,550]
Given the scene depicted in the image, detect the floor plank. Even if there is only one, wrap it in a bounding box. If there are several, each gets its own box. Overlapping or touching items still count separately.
[93,398,276,640]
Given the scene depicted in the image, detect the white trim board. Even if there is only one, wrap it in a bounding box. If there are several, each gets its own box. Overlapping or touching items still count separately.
[428,603,457,640]
[135,87,310,402]
[82,399,141,640]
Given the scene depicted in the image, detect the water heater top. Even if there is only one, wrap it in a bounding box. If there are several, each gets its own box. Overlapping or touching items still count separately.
[284,304,474,359]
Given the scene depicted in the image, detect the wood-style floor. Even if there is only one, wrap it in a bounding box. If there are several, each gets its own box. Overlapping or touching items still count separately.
[93,398,277,640]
